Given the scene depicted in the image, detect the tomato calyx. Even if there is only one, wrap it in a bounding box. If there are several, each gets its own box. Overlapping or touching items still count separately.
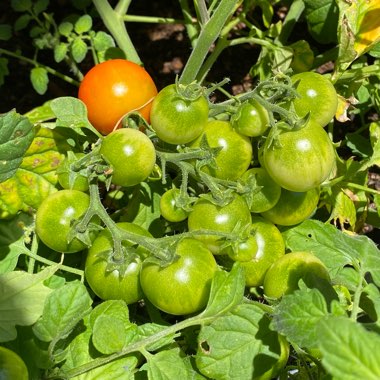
[175,79,207,102]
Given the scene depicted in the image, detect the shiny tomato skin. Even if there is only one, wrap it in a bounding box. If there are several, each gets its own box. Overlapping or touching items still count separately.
[232,99,270,137]
[140,238,218,315]
[263,120,335,192]
[85,222,152,304]
[100,128,156,187]
[78,59,157,135]
[159,188,189,222]
[188,120,253,181]
[291,71,338,127]
[150,84,209,145]
[261,187,320,226]
[35,190,91,253]
[224,216,285,287]
[0,347,28,380]
[188,194,252,254]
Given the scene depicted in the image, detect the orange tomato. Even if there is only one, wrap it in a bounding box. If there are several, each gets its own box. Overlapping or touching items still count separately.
[78,59,157,135]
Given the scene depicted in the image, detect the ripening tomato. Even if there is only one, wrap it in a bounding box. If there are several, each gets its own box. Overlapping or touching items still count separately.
[0,347,28,380]
[85,222,152,304]
[150,84,209,145]
[188,194,252,254]
[78,59,157,135]
[263,119,335,192]
[263,251,331,298]
[290,71,338,127]
[35,190,94,253]
[100,128,156,187]
[231,99,270,137]
[140,238,218,315]
[261,187,320,226]
[188,120,253,181]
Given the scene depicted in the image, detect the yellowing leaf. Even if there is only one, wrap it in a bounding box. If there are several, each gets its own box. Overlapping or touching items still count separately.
[0,126,68,218]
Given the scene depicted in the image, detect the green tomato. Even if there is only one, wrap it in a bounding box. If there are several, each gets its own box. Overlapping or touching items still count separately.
[35,190,92,253]
[85,222,152,304]
[57,153,89,192]
[224,216,285,287]
[140,238,218,315]
[263,251,331,298]
[100,128,156,187]
[261,187,320,226]
[188,120,253,181]
[159,188,189,222]
[188,194,252,254]
[263,119,335,192]
[241,167,282,213]
[0,346,28,380]
[231,99,270,137]
[291,71,338,127]
[150,84,209,144]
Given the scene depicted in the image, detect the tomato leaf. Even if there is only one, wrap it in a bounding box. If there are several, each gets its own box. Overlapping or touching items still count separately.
[0,265,57,342]
[24,100,55,124]
[317,317,380,380]
[30,67,49,95]
[196,303,280,380]
[33,281,92,362]
[141,346,205,380]
[282,219,380,286]
[0,212,33,273]
[136,323,178,352]
[271,287,330,348]
[303,0,338,44]
[90,300,137,355]
[200,263,245,319]
[0,109,35,183]
[0,126,66,218]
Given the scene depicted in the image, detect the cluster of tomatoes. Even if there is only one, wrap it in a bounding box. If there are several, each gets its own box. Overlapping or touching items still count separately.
[34,59,338,316]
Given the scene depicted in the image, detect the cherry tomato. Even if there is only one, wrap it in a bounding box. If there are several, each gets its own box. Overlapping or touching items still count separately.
[231,99,270,137]
[35,190,92,253]
[85,222,152,304]
[263,119,335,192]
[140,238,218,315]
[188,194,252,254]
[223,216,285,287]
[263,251,331,298]
[188,120,253,181]
[78,59,157,135]
[57,153,89,192]
[241,167,282,213]
[0,347,28,380]
[100,128,156,187]
[150,84,209,145]
[261,187,320,226]
[290,71,338,127]
[159,188,189,222]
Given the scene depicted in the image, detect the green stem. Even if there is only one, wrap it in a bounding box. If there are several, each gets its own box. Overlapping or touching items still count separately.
[0,48,80,86]
[179,0,200,47]
[179,0,239,84]
[350,261,365,321]
[92,0,141,64]
[123,14,185,24]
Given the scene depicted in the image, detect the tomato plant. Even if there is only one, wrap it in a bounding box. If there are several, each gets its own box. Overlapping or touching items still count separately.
[188,120,253,181]
[57,153,89,192]
[262,119,336,192]
[35,189,93,253]
[85,222,152,304]
[290,71,338,127]
[150,84,209,144]
[100,128,156,187]
[0,347,28,380]
[140,238,218,315]
[78,59,157,135]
